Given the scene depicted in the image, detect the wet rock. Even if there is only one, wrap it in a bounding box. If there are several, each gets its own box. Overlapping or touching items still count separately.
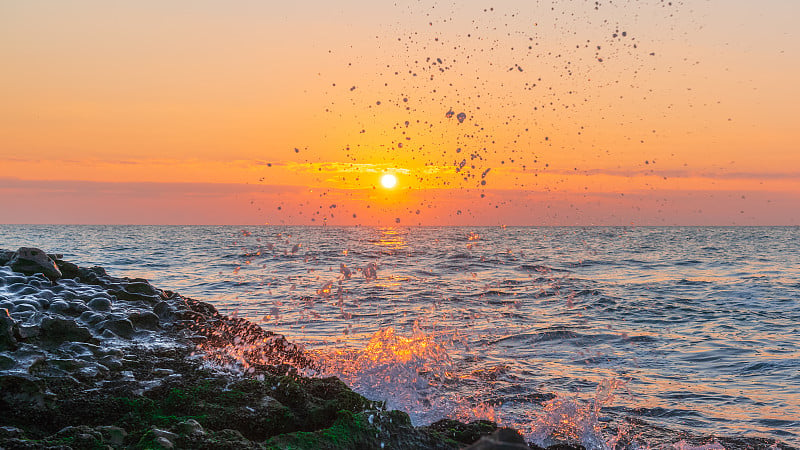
[96,425,127,445]
[40,316,95,343]
[0,355,14,370]
[53,425,104,448]
[8,247,62,280]
[54,259,81,279]
[13,302,39,314]
[0,249,16,266]
[424,419,497,446]
[152,367,174,376]
[465,428,530,450]
[16,323,41,339]
[48,300,70,315]
[155,436,175,448]
[49,299,88,316]
[126,279,160,296]
[129,311,160,330]
[75,364,105,380]
[78,310,105,326]
[110,282,160,303]
[152,427,178,448]
[99,354,123,371]
[99,318,135,339]
[0,309,18,350]
[0,425,26,439]
[174,309,207,322]
[153,301,174,319]
[185,298,219,317]
[87,297,112,311]
[176,418,205,436]
[211,428,250,445]
[0,374,51,409]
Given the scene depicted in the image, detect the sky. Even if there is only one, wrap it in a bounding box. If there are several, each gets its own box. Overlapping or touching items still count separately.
[1,0,799,225]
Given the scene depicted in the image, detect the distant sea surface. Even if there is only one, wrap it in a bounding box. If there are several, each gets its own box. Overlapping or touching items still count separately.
[1,225,798,447]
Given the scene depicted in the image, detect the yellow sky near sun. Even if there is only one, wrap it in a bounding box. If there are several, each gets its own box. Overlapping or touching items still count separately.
[1,0,798,224]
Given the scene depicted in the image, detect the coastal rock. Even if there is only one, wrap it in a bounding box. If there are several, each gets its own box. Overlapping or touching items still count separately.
[0,309,18,350]
[54,259,81,279]
[96,425,127,446]
[98,318,135,339]
[53,425,104,447]
[126,279,161,296]
[8,247,62,281]
[465,428,530,450]
[16,323,41,339]
[129,311,160,330]
[0,374,52,409]
[153,301,175,319]
[40,316,95,343]
[0,250,16,266]
[0,425,26,439]
[175,418,205,436]
[86,297,112,311]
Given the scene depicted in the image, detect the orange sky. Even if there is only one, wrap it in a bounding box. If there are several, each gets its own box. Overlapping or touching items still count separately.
[1,0,798,225]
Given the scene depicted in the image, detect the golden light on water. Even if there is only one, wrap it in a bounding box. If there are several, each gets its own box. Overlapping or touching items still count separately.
[380,173,398,189]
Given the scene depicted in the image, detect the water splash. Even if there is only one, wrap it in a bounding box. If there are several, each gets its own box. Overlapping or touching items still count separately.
[519,379,627,450]
[309,322,457,425]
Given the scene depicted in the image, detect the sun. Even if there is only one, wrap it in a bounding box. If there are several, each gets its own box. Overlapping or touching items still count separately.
[380,173,398,189]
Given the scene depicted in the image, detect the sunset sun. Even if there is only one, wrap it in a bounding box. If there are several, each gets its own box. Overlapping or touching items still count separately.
[380,173,398,189]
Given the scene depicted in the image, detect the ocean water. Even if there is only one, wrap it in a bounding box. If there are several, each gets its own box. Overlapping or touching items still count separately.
[1,225,798,448]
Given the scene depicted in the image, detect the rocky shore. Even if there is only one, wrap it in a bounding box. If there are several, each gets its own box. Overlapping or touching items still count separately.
[0,248,534,449]
[0,248,794,449]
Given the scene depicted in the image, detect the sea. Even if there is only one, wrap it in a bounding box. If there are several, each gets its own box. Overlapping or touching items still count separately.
[1,225,798,448]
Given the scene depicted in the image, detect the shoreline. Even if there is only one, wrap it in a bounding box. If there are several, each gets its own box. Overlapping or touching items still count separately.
[0,248,528,449]
[0,247,794,449]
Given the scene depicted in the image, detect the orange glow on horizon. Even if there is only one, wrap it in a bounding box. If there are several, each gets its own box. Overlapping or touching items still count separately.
[1,1,798,225]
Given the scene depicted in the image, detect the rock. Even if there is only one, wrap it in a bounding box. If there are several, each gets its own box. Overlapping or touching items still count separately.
[126,280,160,296]
[0,354,14,370]
[464,428,530,450]
[8,247,62,280]
[213,428,250,445]
[0,309,18,350]
[54,259,81,279]
[0,425,26,439]
[40,316,95,343]
[99,318,135,339]
[16,323,41,339]
[424,419,497,445]
[176,418,205,436]
[0,374,51,409]
[152,427,178,448]
[153,301,174,319]
[129,311,160,330]
[0,249,16,265]
[53,425,104,447]
[155,436,175,448]
[79,310,105,326]
[96,425,127,446]
[87,297,112,311]
[47,300,71,314]
[98,355,123,371]
[68,300,89,315]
